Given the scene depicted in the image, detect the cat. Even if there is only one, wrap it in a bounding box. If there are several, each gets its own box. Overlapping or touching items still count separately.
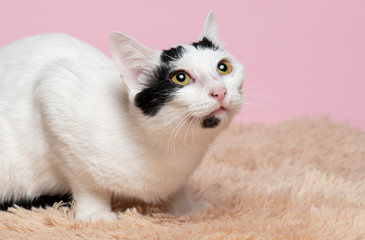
[0,11,245,222]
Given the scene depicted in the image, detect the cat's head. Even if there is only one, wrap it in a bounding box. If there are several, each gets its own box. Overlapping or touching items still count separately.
[110,11,244,133]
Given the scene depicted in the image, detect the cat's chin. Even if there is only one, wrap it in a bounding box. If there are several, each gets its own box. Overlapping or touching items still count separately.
[202,116,221,128]
[201,108,229,129]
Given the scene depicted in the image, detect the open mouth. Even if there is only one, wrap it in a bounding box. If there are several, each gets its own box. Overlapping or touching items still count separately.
[213,106,226,115]
[208,106,227,118]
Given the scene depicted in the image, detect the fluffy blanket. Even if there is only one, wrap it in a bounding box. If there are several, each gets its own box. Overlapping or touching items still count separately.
[1,118,364,239]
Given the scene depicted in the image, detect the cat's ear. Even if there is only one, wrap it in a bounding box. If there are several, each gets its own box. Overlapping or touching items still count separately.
[199,11,222,46]
[110,32,159,94]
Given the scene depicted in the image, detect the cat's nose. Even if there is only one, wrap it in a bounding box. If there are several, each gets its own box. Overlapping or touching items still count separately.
[210,88,227,103]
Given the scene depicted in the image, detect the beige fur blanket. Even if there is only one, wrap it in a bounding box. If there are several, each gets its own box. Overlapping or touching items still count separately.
[1,118,364,239]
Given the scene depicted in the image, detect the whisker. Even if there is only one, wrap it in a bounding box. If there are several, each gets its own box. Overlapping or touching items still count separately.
[167,111,194,161]
[242,100,278,114]
[241,82,265,92]
[243,94,284,106]
[167,111,188,147]
[191,115,201,151]
[184,111,196,145]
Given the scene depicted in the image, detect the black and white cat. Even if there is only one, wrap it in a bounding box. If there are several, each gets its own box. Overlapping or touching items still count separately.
[0,11,244,221]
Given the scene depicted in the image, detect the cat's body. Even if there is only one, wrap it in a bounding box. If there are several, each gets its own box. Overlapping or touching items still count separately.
[0,12,244,221]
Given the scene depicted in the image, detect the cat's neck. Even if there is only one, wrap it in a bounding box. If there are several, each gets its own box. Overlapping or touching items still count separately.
[133,116,229,154]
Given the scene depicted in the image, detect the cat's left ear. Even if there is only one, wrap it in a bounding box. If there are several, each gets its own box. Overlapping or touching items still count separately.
[110,31,159,94]
[199,11,222,46]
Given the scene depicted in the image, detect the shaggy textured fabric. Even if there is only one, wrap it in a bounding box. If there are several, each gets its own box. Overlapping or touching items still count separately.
[1,118,365,239]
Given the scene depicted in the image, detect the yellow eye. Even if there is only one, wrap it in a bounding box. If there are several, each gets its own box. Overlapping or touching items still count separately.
[171,71,191,86]
[217,60,232,75]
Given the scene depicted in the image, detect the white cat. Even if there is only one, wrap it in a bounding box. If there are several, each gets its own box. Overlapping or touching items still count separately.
[0,11,244,221]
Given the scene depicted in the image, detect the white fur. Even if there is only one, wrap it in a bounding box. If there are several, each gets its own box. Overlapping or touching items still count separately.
[0,11,244,221]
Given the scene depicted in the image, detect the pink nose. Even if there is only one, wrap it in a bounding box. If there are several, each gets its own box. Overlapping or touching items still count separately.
[210,88,227,103]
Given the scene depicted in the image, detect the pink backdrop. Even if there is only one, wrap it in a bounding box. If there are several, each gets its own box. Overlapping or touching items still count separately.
[1,0,364,129]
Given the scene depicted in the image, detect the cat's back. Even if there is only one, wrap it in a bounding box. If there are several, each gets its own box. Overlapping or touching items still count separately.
[0,34,117,200]
[0,33,111,99]
[0,33,110,68]
[0,33,115,107]
[0,33,115,125]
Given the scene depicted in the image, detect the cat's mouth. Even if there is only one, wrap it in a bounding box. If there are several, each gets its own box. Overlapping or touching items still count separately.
[206,106,227,118]
[211,106,227,115]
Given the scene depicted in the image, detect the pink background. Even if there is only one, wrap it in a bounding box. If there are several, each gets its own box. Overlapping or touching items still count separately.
[1,0,364,129]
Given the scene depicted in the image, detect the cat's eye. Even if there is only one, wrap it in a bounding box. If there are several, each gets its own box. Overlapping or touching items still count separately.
[171,71,191,86]
[217,60,232,75]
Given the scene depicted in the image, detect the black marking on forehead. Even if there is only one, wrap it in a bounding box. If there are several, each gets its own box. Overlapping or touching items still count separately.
[161,45,185,63]
[202,116,221,128]
[135,65,181,116]
[192,37,219,50]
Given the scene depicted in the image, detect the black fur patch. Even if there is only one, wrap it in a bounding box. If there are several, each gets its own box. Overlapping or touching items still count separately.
[202,116,221,128]
[192,37,219,50]
[0,194,72,210]
[161,45,185,63]
[135,38,218,117]
[135,65,181,116]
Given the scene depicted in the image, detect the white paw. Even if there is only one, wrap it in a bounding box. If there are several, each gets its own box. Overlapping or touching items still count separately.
[75,210,118,222]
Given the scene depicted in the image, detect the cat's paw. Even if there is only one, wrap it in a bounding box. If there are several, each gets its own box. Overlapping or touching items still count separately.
[168,201,213,216]
[75,210,118,222]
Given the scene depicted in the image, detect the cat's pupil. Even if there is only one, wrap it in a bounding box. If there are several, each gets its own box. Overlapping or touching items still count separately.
[219,63,228,72]
[177,73,185,82]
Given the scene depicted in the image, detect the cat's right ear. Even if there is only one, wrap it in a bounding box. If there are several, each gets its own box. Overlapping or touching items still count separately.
[110,32,159,94]
[199,11,222,47]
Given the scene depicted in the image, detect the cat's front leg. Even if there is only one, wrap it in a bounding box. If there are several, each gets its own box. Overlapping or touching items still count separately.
[72,184,117,222]
[165,186,212,216]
